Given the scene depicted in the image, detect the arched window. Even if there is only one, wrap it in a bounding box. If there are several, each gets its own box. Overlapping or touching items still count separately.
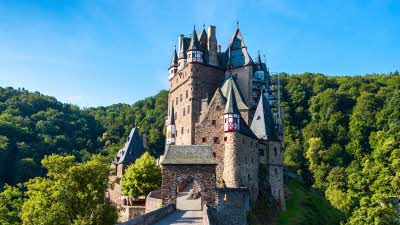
[187,105,190,114]
[274,147,278,158]
[183,108,185,116]
[186,90,188,98]
[275,168,278,175]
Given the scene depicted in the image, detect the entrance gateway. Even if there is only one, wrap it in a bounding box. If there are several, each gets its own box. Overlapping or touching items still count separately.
[160,145,217,209]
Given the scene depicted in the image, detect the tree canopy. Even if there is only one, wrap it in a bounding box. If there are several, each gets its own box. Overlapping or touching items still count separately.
[121,152,161,199]
[21,154,118,225]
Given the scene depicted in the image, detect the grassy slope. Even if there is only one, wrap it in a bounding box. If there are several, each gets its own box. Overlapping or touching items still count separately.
[249,177,344,225]
[276,178,344,225]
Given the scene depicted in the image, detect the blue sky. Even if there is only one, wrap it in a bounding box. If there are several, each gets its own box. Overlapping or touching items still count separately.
[0,0,399,107]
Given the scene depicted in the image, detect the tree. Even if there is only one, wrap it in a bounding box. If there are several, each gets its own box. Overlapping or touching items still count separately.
[0,184,23,225]
[121,152,161,199]
[21,154,117,225]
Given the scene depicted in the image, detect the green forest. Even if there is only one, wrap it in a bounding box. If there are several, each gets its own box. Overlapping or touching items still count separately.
[1,72,399,224]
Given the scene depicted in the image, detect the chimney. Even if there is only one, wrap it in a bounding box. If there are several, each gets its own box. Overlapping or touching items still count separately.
[217,45,221,53]
[178,34,184,59]
[207,25,218,66]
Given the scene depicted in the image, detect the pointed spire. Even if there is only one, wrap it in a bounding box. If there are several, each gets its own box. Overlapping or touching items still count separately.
[167,105,175,125]
[199,26,208,52]
[224,79,240,114]
[188,25,200,51]
[250,94,275,140]
[170,45,178,67]
[256,50,262,65]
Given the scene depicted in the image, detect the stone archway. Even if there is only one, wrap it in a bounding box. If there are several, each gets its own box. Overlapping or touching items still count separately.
[160,145,217,209]
[161,164,217,208]
[173,175,204,210]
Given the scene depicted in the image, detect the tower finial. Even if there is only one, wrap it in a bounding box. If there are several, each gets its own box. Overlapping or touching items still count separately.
[236,18,239,28]
[203,24,205,29]
[193,24,196,30]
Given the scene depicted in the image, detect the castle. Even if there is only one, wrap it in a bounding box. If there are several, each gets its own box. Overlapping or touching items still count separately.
[110,24,286,224]
[161,24,286,211]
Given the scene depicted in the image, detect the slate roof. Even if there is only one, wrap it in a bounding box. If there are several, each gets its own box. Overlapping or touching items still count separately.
[112,127,145,165]
[188,26,200,51]
[224,81,240,114]
[250,94,276,141]
[170,47,178,68]
[161,145,217,165]
[167,105,175,125]
[223,28,253,68]
[198,28,208,52]
[178,37,191,59]
[220,78,248,110]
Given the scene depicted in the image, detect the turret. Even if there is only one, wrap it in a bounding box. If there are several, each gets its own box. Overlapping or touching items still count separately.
[207,25,218,66]
[223,80,241,187]
[224,81,240,132]
[168,46,178,80]
[187,26,203,63]
[166,106,176,145]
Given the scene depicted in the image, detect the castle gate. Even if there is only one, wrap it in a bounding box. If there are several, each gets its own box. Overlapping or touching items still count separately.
[160,145,217,209]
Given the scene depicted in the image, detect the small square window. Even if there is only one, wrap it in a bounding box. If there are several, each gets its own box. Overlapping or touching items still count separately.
[212,120,216,126]
[224,137,227,142]
[202,138,206,143]
[213,137,219,144]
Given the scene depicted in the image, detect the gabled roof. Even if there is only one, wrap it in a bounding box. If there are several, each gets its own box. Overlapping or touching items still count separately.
[112,127,145,165]
[228,28,246,49]
[161,145,217,165]
[250,94,276,140]
[220,78,248,110]
[188,27,200,51]
[223,28,253,68]
[167,105,175,125]
[224,81,240,114]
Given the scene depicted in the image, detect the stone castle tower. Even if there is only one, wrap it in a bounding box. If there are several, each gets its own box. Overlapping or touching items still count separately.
[163,25,286,210]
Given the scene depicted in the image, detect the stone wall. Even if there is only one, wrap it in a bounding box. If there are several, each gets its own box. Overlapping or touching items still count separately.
[145,190,162,213]
[119,204,175,225]
[223,132,259,202]
[195,89,225,186]
[169,63,225,145]
[161,164,216,207]
[215,188,249,225]
[118,205,146,222]
[268,141,285,210]
[107,180,124,206]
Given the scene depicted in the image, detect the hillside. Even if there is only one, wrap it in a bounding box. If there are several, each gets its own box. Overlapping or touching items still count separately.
[277,178,344,225]
[1,72,399,224]
[0,87,168,187]
[248,177,344,225]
